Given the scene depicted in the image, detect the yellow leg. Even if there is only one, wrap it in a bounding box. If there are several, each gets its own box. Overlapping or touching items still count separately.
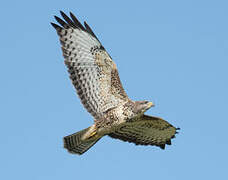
[89,131,97,138]
[82,125,98,140]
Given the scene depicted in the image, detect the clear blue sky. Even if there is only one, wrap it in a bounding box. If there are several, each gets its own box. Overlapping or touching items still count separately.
[1,0,227,179]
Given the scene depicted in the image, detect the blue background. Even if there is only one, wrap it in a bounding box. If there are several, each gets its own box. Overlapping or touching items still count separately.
[1,0,227,179]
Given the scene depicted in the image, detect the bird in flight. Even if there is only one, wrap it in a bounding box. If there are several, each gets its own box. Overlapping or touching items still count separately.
[51,11,179,155]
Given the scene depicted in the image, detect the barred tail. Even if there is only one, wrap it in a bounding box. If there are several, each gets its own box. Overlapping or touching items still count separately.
[63,127,101,155]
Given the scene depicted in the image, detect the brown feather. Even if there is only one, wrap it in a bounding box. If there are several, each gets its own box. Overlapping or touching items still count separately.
[109,115,179,149]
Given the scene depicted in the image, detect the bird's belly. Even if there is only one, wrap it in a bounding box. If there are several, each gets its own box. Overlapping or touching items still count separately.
[96,104,129,135]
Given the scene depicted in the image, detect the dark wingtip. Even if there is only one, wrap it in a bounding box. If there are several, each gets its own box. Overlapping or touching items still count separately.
[60,11,76,28]
[84,21,98,39]
[159,144,165,150]
[59,10,65,15]
[175,127,180,134]
[53,11,104,49]
[166,139,172,145]
[59,11,67,20]
[69,11,74,16]
[50,22,62,30]
[69,11,77,21]
[54,15,69,28]
[69,11,86,31]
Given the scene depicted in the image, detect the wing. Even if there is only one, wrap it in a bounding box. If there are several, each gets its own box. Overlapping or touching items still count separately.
[51,11,128,119]
[109,115,179,149]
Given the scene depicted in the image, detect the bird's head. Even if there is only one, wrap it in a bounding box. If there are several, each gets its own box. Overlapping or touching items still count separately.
[133,100,154,114]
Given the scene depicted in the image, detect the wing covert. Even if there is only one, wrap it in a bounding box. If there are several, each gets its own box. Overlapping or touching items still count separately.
[51,11,128,119]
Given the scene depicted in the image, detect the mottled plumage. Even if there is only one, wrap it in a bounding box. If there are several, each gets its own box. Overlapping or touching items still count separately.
[51,11,179,155]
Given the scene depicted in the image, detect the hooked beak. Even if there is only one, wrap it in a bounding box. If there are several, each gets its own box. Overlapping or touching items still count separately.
[147,102,154,109]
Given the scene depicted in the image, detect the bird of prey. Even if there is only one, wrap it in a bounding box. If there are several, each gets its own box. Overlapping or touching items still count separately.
[51,11,179,155]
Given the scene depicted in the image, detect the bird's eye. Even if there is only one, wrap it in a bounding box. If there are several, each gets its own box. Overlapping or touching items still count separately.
[144,101,148,104]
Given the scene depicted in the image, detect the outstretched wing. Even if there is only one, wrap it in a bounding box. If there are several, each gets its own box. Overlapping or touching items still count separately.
[51,11,128,119]
[109,115,179,149]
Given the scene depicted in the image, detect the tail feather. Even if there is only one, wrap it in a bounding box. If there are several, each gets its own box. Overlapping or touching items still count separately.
[63,127,101,155]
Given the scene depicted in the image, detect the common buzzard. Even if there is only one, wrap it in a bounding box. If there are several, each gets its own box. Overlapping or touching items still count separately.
[51,11,179,155]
